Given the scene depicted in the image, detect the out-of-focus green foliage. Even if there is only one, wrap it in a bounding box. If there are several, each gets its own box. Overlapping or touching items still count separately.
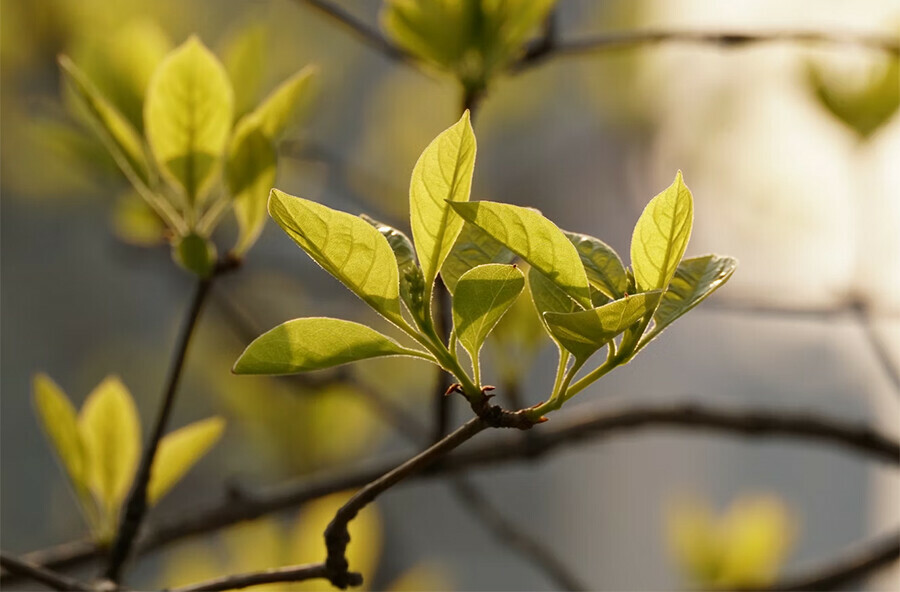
[382,0,557,95]
[809,55,900,139]
[667,494,796,589]
[33,374,224,543]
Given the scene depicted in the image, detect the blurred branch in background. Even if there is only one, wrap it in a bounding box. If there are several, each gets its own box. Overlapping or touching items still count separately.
[0,552,91,592]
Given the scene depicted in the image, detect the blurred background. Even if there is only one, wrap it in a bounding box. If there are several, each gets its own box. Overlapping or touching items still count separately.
[1,0,898,589]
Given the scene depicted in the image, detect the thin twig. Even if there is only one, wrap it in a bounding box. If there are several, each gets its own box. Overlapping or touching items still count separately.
[432,277,454,442]
[0,551,92,591]
[167,562,331,592]
[852,305,900,395]
[324,417,488,588]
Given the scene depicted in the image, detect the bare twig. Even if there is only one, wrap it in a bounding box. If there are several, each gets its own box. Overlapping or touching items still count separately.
[167,562,333,592]
[0,551,92,591]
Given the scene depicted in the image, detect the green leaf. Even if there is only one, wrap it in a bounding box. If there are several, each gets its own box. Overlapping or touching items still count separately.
[544,292,662,362]
[227,118,277,255]
[630,171,694,293]
[148,417,225,504]
[145,36,234,203]
[441,222,514,294]
[252,65,318,141]
[409,111,476,292]
[58,55,149,183]
[78,376,141,517]
[452,264,525,364]
[32,375,91,500]
[111,192,167,246]
[172,233,217,278]
[450,201,593,309]
[565,231,627,299]
[638,255,737,349]
[220,23,267,118]
[361,215,427,322]
[234,317,426,374]
[526,264,575,343]
[268,189,405,325]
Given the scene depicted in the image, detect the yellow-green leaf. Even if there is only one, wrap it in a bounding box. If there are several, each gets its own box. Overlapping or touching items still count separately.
[362,215,427,322]
[58,55,149,183]
[227,118,277,255]
[145,36,234,203]
[220,23,267,118]
[32,374,90,500]
[78,376,141,514]
[450,201,593,309]
[148,417,225,504]
[565,231,627,299]
[172,233,217,278]
[234,317,427,375]
[252,65,318,141]
[526,264,575,347]
[441,222,514,294]
[409,111,476,291]
[630,171,694,293]
[111,192,167,247]
[268,189,404,325]
[452,264,524,365]
[638,255,737,350]
[544,292,661,362]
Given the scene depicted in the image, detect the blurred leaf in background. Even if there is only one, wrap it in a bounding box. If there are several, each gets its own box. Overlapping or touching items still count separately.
[666,493,796,589]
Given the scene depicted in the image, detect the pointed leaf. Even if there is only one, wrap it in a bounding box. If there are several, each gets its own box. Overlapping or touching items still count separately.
[526,265,575,344]
[32,374,90,498]
[78,376,141,513]
[362,215,427,321]
[268,189,404,325]
[253,65,318,141]
[544,292,662,362]
[234,317,425,375]
[639,255,737,349]
[441,222,515,294]
[631,171,694,292]
[145,36,234,203]
[452,264,525,362]
[565,231,627,299]
[227,118,277,255]
[58,55,149,183]
[410,111,476,290]
[450,201,593,309]
[148,417,225,504]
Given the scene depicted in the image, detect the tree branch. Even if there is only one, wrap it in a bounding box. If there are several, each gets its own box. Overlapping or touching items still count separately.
[0,551,92,592]
[167,562,333,592]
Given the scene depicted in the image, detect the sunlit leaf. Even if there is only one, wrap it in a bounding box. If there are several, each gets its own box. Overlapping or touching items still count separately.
[565,231,627,299]
[544,292,661,362]
[145,36,234,203]
[452,264,524,366]
[252,65,318,141]
[441,222,514,294]
[409,111,476,292]
[227,118,277,255]
[268,189,405,325]
[450,201,593,309]
[58,55,149,183]
[234,317,426,375]
[78,376,141,519]
[172,233,217,278]
[638,255,737,350]
[148,417,225,504]
[220,23,268,118]
[362,215,426,321]
[111,192,167,246]
[630,171,694,293]
[526,265,574,345]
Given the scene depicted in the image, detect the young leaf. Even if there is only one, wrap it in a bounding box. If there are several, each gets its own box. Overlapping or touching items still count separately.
[268,189,405,325]
[544,292,662,362]
[145,36,234,203]
[252,65,318,141]
[32,375,90,500]
[361,215,426,321]
[148,417,225,504]
[631,171,694,293]
[450,201,593,309]
[441,222,514,294]
[172,233,217,278]
[638,255,737,349]
[409,111,476,291]
[452,264,525,365]
[58,55,149,183]
[527,265,575,342]
[227,119,277,255]
[565,231,628,299]
[78,376,141,515]
[234,317,428,375]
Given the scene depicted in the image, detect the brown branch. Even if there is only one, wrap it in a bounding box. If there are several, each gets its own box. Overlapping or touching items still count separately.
[517,29,900,70]
[324,417,488,588]
[167,562,333,592]
[7,400,898,583]
[763,529,900,591]
[0,551,92,591]
[292,0,417,67]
